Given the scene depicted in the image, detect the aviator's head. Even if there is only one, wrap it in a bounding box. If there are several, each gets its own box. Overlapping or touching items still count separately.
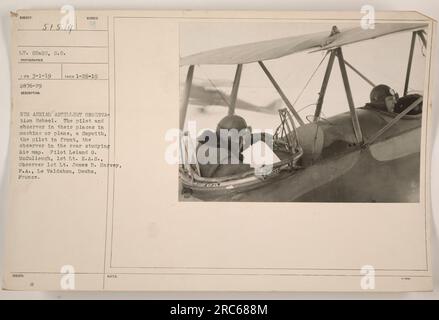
[216,114,248,134]
[370,84,399,112]
[216,114,251,152]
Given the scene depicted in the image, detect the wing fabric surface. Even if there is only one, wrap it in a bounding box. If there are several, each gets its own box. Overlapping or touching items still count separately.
[180,23,428,66]
[317,23,428,51]
[180,31,330,65]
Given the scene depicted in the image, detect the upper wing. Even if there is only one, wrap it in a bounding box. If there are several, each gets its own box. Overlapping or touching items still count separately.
[314,22,428,51]
[180,23,428,66]
[180,30,330,65]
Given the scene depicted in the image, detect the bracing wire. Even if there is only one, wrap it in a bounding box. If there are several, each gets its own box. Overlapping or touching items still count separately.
[290,51,329,110]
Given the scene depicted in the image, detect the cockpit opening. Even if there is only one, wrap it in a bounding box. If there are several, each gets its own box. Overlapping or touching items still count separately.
[181,110,303,181]
[366,84,422,115]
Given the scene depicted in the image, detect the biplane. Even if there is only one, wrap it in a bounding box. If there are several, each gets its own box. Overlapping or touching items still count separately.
[179,23,428,202]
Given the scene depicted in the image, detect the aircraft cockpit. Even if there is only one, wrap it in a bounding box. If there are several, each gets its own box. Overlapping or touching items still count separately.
[365,84,423,116]
[191,111,303,179]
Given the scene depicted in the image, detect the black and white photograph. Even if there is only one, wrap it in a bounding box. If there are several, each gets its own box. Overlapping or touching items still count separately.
[179,22,427,202]
[0,4,438,299]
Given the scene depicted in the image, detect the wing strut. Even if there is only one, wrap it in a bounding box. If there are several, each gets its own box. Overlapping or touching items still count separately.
[404,31,419,96]
[314,50,337,120]
[228,64,243,115]
[418,31,427,48]
[313,47,363,143]
[180,65,195,129]
[258,61,305,126]
[336,47,363,144]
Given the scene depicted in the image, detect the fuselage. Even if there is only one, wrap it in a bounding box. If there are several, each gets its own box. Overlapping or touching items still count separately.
[181,107,421,202]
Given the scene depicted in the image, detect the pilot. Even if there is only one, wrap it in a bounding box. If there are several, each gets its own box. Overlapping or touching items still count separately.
[367,84,399,113]
[196,114,252,178]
